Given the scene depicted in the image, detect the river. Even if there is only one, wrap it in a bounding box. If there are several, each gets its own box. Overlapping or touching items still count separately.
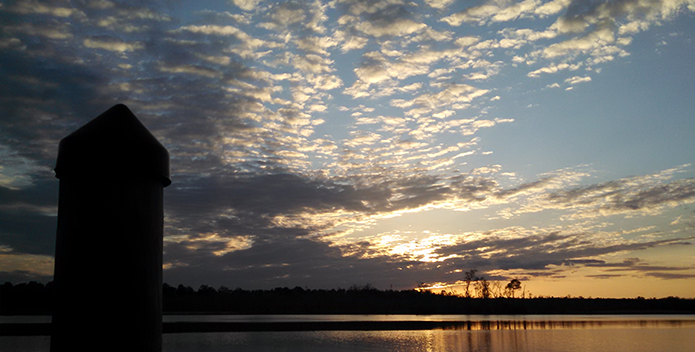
[2,314,694,352]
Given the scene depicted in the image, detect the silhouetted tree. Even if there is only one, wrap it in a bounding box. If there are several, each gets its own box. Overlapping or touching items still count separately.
[176,284,195,295]
[163,283,176,296]
[3,281,694,315]
[198,285,217,296]
[475,277,491,299]
[348,283,376,292]
[463,269,477,298]
[491,281,503,298]
[0,281,52,314]
[505,279,522,298]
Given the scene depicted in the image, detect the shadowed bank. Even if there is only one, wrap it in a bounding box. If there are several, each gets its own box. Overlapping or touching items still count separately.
[51,105,170,351]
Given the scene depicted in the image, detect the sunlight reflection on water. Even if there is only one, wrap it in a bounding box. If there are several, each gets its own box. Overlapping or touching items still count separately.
[2,316,695,352]
[159,315,695,352]
[162,328,695,352]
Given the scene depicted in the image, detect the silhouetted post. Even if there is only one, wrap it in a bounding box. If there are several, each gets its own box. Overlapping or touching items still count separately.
[51,104,170,351]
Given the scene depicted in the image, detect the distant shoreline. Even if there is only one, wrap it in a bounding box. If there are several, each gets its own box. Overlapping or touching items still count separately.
[3,282,694,316]
[161,309,695,315]
[4,315,695,336]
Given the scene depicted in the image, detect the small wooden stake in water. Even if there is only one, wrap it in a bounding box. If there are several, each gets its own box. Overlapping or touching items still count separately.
[51,104,170,352]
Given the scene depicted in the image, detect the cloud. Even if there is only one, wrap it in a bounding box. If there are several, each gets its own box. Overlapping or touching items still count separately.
[5,0,84,18]
[499,27,557,42]
[288,52,335,73]
[515,165,695,218]
[260,2,307,30]
[161,169,501,286]
[296,36,338,55]
[433,229,692,277]
[441,0,543,26]
[0,144,50,190]
[564,75,591,85]
[175,24,277,55]
[586,274,622,279]
[530,0,694,69]
[619,20,651,35]
[83,36,143,52]
[158,63,220,78]
[163,235,433,289]
[0,49,115,172]
[542,27,617,58]
[390,83,489,117]
[454,35,480,47]
[4,21,74,39]
[555,0,693,35]
[337,0,427,38]
[645,272,695,279]
[84,1,172,33]
[410,27,453,42]
[162,171,599,288]
[355,18,427,37]
[0,180,58,256]
[491,0,542,22]
[500,0,695,81]
[441,4,500,26]
[345,47,462,97]
[527,62,581,77]
[336,32,369,51]
[230,0,261,11]
[338,0,407,16]
[425,0,456,10]
[259,1,328,33]
[158,164,695,287]
[535,0,571,17]
[0,269,54,284]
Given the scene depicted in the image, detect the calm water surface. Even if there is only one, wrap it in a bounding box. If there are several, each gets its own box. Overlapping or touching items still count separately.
[2,315,694,352]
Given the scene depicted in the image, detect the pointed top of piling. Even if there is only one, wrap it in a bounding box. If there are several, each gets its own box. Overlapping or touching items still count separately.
[62,104,163,146]
[55,104,171,186]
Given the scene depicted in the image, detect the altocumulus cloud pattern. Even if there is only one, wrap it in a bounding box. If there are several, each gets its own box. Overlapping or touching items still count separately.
[1,0,694,297]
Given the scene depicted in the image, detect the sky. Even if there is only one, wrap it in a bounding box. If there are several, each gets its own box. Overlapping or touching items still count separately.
[1,0,694,298]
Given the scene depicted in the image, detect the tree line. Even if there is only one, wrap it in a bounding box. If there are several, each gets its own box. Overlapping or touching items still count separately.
[2,281,694,315]
[445,270,523,299]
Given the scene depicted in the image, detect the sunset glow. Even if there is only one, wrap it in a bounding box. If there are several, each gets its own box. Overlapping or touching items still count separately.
[1,0,694,298]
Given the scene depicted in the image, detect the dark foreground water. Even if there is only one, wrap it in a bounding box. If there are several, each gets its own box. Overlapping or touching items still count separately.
[3,315,695,352]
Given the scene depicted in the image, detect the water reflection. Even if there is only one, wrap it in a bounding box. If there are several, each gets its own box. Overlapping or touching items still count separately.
[439,318,693,330]
[159,315,695,352]
[3,314,693,330]
[162,327,695,352]
[3,315,695,352]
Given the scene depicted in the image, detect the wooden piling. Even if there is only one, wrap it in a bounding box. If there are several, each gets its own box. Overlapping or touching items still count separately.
[51,104,170,351]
